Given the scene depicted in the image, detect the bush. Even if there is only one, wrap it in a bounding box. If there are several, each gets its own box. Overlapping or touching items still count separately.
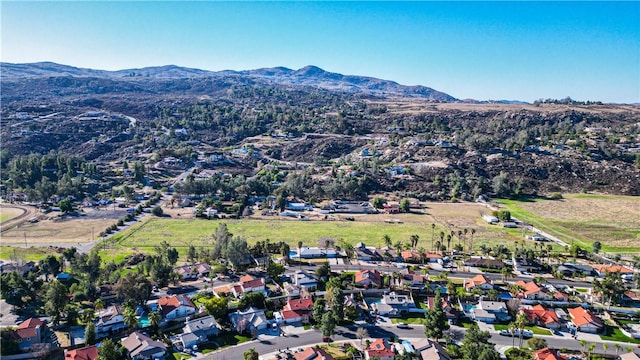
[549,192,563,200]
[527,337,548,350]
[152,206,163,217]
[505,347,533,360]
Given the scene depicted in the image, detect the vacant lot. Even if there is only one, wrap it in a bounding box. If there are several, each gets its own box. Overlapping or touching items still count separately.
[0,206,24,223]
[1,208,126,245]
[498,194,640,253]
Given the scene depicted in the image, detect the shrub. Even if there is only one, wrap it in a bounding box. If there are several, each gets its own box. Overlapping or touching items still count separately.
[549,192,563,200]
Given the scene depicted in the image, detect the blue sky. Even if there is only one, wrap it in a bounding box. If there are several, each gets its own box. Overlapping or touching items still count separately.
[2,1,639,103]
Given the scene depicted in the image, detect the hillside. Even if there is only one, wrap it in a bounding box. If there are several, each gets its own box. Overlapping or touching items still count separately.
[1,62,639,202]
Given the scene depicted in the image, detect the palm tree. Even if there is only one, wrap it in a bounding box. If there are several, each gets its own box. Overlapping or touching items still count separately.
[508,322,517,348]
[431,223,436,252]
[298,240,303,270]
[383,234,392,248]
[588,343,596,359]
[515,312,527,348]
[439,231,445,251]
[148,310,161,335]
[470,228,476,253]
[501,266,514,282]
[123,306,138,333]
[435,241,442,255]
[579,340,587,357]
[446,235,452,255]
[602,343,608,356]
[614,343,621,356]
[410,234,419,250]
[457,230,463,249]
[94,299,104,311]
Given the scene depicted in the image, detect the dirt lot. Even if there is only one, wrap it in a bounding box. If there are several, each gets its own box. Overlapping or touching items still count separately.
[1,207,128,245]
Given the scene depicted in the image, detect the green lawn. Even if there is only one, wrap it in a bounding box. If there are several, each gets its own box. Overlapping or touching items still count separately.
[110,217,446,255]
[493,324,552,335]
[600,326,640,344]
[390,315,426,325]
[0,246,60,261]
[169,353,192,360]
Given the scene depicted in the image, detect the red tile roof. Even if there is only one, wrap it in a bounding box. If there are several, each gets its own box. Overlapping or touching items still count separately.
[293,347,335,360]
[465,274,491,290]
[18,318,44,329]
[366,339,395,358]
[157,295,196,316]
[568,306,603,328]
[592,265,633,274]
[281,310,303,320]
[522,305,559,325]
[355,269,381,286]
[533,348,567,360]
[286,298,314,311]
[65,345,98,360]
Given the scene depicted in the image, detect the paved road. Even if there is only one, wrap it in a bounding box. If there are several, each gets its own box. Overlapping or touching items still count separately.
[204,322,639,360]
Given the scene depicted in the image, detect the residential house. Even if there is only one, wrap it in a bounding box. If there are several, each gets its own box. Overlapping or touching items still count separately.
[520,305,562,330]
[514,281,553,300]
[463,257,504,270]
[621,291,640,306]
[426,297,457,322]
[592,265,634,277]
[464,274,493,292]
[371,292,417,316]
[355,269,382,288]
[533,348,567,360]
[229,307,268,334]
[282,298,314,324]
[97,284,117,303]
[13,318,47,351]
[64,345,98,360]
[230,275,266,297]
[471,300,510,323]
[553,292,570,302]
[568,306,603,333]
[354,243,383,261]
[95,305,126,334]
[292,270,318,291]
[178,315,221,349]
[425,252,443,263]
[158,295,197,320]
[413,338,451,360]
[556,263,593,277]
[383,203,400,214]
[402,269,427,290]
[0,261,36,276]
[173,263,211,281]
[294,347,336,360]
[122,331,167,360]
[365,339,395,360]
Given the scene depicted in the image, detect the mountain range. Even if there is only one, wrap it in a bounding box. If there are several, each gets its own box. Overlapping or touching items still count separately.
[1,62,459,102]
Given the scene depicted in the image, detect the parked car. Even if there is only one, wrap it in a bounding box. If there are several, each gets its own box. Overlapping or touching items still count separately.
[499,330,513,336]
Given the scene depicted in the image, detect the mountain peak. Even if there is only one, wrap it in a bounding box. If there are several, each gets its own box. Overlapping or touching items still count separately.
[295,65,327,76]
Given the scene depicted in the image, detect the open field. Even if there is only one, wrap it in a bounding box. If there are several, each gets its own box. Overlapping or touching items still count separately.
[107,202,558,258]
[497,194,640,253]
[0,246,61,261]
[1,208,126,245]
[0,206,24,224]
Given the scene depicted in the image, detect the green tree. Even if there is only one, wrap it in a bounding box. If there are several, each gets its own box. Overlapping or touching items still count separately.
[239,291,266,310]
[85,322,96,345]
[244,348,259,360]
[515,312,528,348]
[114,273,152,305]
[400,198,411,212]
[44,280,69,324]
[148,310,161,335]
[313,298,326,323]
[39,255,61,281]
[267,262,285,280]
[527,337,547,350]
[212,223,232,259]
[321,310,336,338]
[460,324,499,360]
[372,197,385,209]
[97,338,124,360]
[123,306,138,332]
[592,241,602,254]
[151,206,163,217]
[424,291,449,341]
[204,297,229,321]
[58,198,74,213]
[226,236,250,270]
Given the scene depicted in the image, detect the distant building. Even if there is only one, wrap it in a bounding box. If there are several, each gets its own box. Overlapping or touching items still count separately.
[568,306,603,333]
[122,331,167,360]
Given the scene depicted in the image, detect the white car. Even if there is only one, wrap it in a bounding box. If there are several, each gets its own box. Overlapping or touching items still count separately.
[396,323,411,329]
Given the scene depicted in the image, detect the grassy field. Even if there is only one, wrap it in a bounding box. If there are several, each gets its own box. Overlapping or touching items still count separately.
[108,203,546,258]
[0,207,24,223]
[497,194,640,253]
[0,246,61,261]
